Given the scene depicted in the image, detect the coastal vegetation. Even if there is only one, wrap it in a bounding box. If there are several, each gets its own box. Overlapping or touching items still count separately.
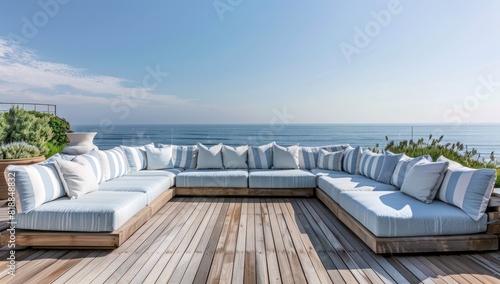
[371,135,500,188]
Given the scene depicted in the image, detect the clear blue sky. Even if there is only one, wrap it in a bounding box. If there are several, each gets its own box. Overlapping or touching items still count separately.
[1,0,500,125]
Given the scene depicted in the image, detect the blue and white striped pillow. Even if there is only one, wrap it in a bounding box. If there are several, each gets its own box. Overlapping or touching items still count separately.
[376,152,404,184]
[437,156,497,221]
[121,144,153,172]
[5,163,66,213]
[317,149,343,171]
[359,150,385,180]
[342,146,362,174]
[298,147,319,169]
[98,147,129,181]
[248,142,274,169]
[172,145,198,169]
[390,155,431,188]
[74,150,105,184]
[321,144,348,152]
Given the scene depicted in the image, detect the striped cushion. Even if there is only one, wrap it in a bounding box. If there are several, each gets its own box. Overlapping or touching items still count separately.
[437,156,497,221]
[342,146,363,174]
[390,155,431,188]
[158,144,198,169]
[298,147,319,170]
[321,144,348,152]
[98,147,129,181]
[248,142,274,169]
[359,150,384,180]
[376,152,404,184]
[73,150,105,184]
[121,144,153,172]
[317,149,343,171]
[5,163,66,213]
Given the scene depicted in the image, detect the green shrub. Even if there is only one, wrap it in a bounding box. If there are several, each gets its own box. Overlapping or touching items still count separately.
[371,135,500,188]
[30,111,72,145]
[2,106,53,156]
[0,114,6,141]
[0,142,40,159]
[46,141,65,158]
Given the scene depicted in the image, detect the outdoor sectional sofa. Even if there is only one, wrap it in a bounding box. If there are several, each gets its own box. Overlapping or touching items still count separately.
[2,142,499,254]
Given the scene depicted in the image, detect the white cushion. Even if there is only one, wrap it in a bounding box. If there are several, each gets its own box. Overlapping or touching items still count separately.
[196,143,224,169]
[145,145,173,170]
[248,142,274,169]
[272,144,299,169]
[54,158,98,199]
[5,163,66,213]
[74,150,105,184]
[401,160,449,203]
[317,149,343,171]
[437,156,497,221]
[222,145,248,169]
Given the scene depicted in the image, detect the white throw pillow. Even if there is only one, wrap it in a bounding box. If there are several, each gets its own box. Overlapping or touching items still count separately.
[197,143,224,169]
[400,159,449,203]
[145,145,174,170]
[54,158,99,199]
[222,145,248,169]
[272,144,299,169]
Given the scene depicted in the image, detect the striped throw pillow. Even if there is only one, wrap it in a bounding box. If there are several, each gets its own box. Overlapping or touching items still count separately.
[172,145,198,169]
[298,147,319,169]
[321,144,348,152]
[390,155,431,188]
[98,147,129,181]
[342,146,362,174]
[437,156,497,221]
[121,144,153,172]
[376,152,404,184]
[73,150,105,184]
[359,150,385,180]
[5,163,66,213]
[248,142,274,169]
[317,149,343,171]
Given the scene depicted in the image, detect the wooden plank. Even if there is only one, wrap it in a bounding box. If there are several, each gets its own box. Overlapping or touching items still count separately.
[175,187,314,197]
[205,199,236,283]
[183,200,230,284]
[51,251,110,284]
[442,255,493,284]
[254,198,269,284]
[260,199,281,283]
[414,256,460,284]
[316,188,499,254]
[218,199,242,283]
[0,250,69,283]
[265,199,295,283]
[231,198,248,283]
[396,257,440,284]
[424,256,471,284]
[244,199,256,284]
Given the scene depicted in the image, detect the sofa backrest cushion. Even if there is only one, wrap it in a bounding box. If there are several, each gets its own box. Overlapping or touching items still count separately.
[272,144,299,169]
[54,158,99,199]
[400,159,449,203]
[145,145,174,170]
[437,156,497,221]
[321,145,347,152]
[73,150,106,184]
[390,155,431,188]
[317,149,343,171]
[6,163,66,213]
[98,147,130,181]
[298,146,318,169]
[376,152,404,184]
[342,146,363,174]
[248,142,274,169]
[197,143,224,169]
[359,150,384,180]
[121,144,153,172]
[222,145,248,169]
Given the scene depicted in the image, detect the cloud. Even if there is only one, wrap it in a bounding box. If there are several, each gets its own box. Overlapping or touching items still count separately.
[0,37,190,106]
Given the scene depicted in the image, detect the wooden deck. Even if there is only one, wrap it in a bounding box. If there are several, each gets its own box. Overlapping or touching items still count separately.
[1,197,500,283]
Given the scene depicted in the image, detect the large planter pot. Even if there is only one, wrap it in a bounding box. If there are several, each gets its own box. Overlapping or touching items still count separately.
[62,132,98,155]
[0,156,46,200]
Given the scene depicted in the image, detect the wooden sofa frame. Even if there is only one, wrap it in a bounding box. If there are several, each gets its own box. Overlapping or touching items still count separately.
[1,186,498,254]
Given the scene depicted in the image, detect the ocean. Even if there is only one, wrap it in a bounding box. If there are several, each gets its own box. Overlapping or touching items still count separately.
[72,124,500,160]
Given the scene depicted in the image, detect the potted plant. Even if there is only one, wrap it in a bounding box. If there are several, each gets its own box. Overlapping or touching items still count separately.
[0,106,53,199]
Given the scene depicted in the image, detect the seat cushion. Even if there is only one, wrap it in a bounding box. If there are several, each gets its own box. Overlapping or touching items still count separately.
[16,191,148,232]
[126,169,183,186]
[315,170,398,203]
[176,169,249,188]
[249,169,316,188]
[98,174,172,204]
[338,191,487,237]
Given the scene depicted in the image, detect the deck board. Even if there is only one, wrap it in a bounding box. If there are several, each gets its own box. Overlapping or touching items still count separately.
[1,197,499,284]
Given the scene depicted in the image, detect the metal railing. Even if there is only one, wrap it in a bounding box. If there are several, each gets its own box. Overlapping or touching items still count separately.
[0,102,57,115]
